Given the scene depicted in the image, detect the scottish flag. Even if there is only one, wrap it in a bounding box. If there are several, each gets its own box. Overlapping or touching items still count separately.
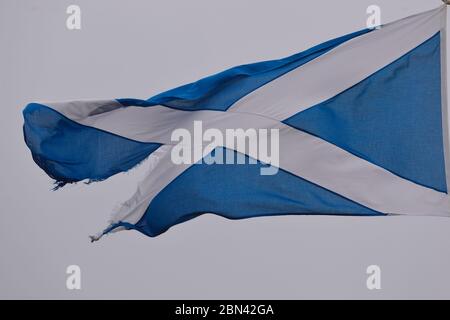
[23,6,450,239]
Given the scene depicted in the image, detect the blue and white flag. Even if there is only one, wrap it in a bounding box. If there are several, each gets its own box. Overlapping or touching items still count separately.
[23,6,450,239]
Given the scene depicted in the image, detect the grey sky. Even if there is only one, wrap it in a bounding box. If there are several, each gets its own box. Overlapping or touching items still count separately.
[1,0,449,299]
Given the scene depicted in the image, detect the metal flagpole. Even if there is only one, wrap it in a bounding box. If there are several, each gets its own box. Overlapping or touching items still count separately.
[440,0,450,192]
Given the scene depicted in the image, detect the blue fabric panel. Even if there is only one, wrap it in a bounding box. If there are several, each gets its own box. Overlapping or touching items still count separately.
[126,149,382,237]
[284,32,447,192]
[23,103,161,185]
[117,29,371,111]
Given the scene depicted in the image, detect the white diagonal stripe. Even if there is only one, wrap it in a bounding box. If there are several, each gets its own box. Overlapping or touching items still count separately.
[228,6,445,120]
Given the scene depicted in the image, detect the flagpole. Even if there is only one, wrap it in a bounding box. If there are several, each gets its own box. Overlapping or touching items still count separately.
[440,0,450,193]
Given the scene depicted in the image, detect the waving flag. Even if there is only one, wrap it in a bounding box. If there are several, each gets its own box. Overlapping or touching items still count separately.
[23,6,450,239]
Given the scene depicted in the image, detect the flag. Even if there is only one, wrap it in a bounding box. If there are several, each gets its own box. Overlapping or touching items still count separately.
[23,6,450,239]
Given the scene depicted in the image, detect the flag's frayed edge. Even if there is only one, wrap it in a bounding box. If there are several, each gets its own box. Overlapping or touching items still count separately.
[52,178,104,191]
[49,144,160,191]
[89,145,170,242]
